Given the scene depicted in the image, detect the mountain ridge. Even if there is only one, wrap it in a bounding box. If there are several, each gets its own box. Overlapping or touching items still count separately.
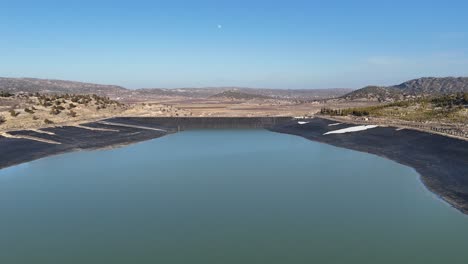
[0,77,352,101]
[4,76,466,103]
[341,77,468,102]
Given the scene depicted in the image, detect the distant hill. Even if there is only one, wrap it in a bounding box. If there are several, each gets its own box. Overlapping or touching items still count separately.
[4,76,467,103]
[0,77,128,98]
[134,87,238,99]
[232,88,353,100]
[209,90,274,100]
[341,77,468,102]
[136,87,353,100]
[0,77,352,101]
[341,86,404,102]
[393,77,468,95]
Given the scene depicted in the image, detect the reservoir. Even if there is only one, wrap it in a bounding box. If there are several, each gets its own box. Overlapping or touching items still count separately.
[1,129,467,263]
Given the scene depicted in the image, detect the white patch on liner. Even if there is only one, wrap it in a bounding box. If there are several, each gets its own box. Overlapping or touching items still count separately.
[324,125,378,135]
[328,123,341,126]
[298,121,310,125]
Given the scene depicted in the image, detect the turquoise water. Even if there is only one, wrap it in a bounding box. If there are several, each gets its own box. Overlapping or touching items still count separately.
[1,129,467,263]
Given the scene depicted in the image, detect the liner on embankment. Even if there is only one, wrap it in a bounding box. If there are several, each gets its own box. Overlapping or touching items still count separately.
[105,116,292,130]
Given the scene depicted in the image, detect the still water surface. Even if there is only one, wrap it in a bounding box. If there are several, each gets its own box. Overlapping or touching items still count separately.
[1,130,467,263]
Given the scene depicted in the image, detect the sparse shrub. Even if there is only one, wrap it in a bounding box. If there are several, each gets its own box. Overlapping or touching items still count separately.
[42,100,52,107]
[44,119,54,124]
[0,91,14,97]
[50,108,61,115]
[9,110,20,117]
[24,108,35,114]
[67,110,77,117]
[431,93,468,107]
[0,115,5,124]
[49,105,65,116]
[32,116,39,120]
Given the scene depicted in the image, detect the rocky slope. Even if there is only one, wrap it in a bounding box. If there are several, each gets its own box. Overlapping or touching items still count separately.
[341,86,404,102]
[342,77,468,102]
[0,77,128,97]
[393,77,468,95]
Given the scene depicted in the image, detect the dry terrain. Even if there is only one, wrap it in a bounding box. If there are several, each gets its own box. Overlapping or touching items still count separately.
[319,94,468,139]
[0,91,378,133]
[0,93,189,132]
[1,76,467,140]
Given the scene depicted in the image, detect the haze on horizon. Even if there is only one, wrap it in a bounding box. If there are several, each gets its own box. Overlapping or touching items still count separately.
[1,0,468,89]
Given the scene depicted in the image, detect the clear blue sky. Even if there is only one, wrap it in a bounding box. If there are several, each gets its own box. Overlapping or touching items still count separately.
[1,0,468,89]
